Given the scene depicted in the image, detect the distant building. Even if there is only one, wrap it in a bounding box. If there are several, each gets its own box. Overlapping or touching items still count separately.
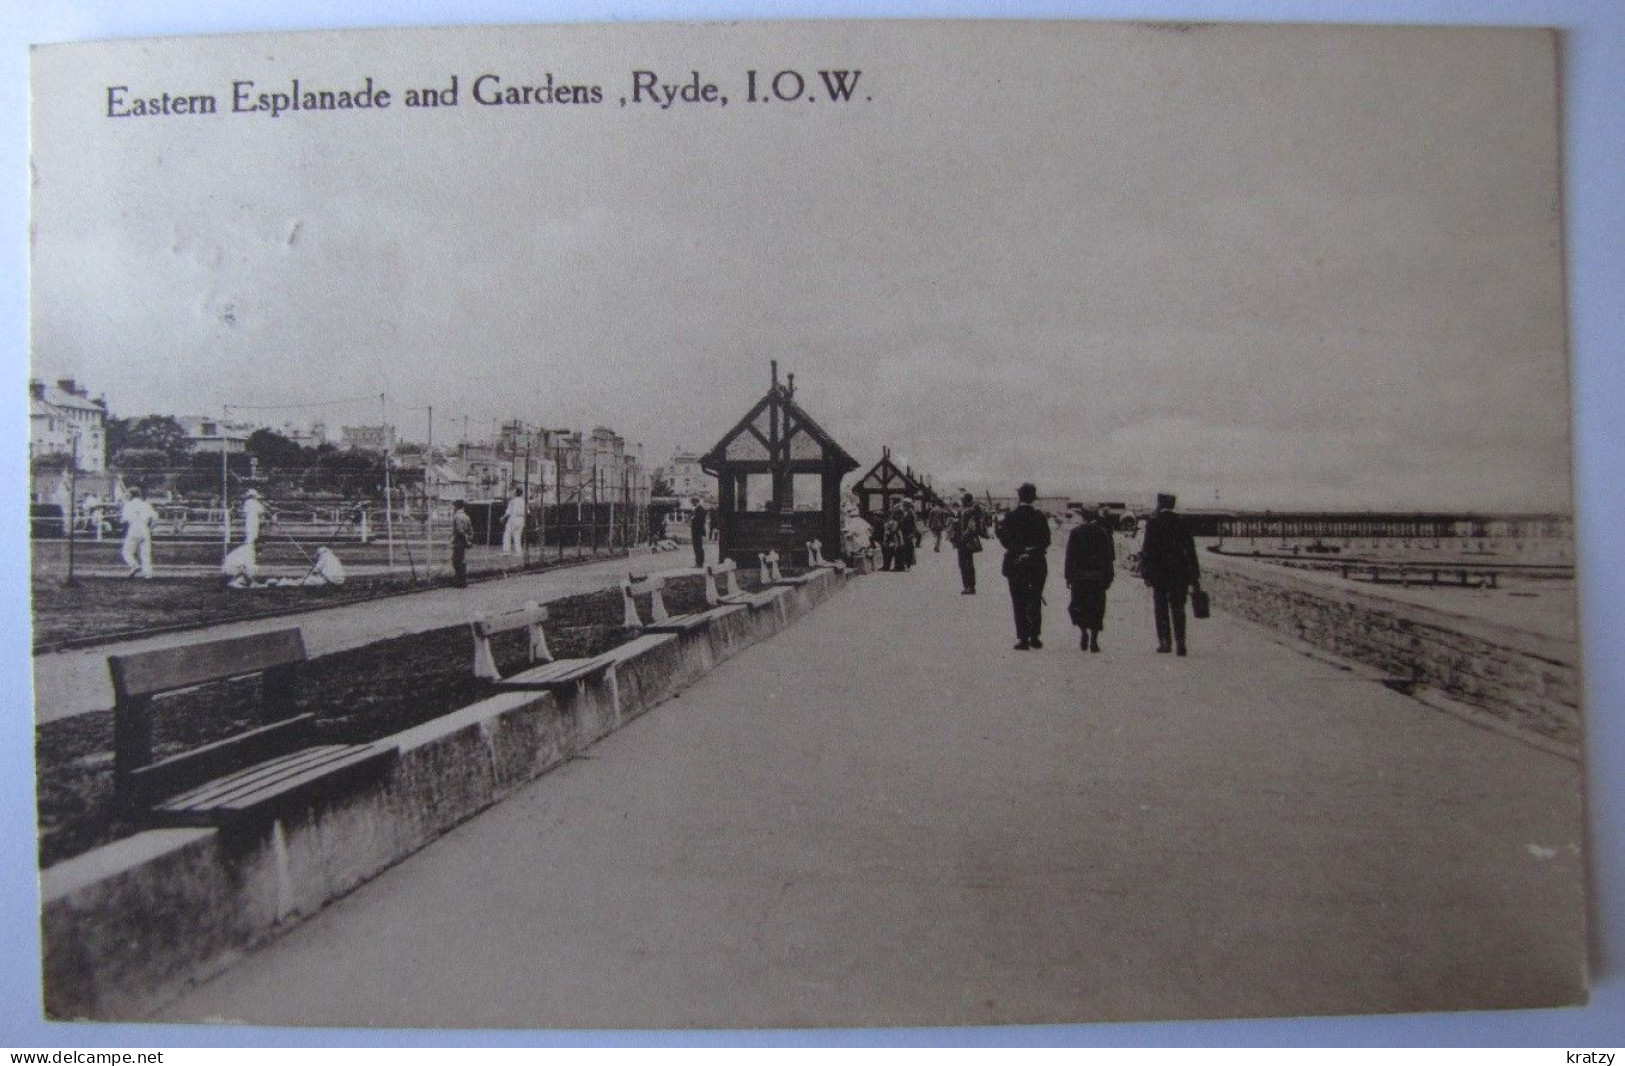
[661,448,713,503]
[176,415,254,455]
[342,424,397,454]
[280,420,328,448]
[29,378,108,472]
[455,444,515,501]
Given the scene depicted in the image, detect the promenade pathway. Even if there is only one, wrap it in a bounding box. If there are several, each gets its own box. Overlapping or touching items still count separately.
[32,545,712,725]
[158,546,1586,1028]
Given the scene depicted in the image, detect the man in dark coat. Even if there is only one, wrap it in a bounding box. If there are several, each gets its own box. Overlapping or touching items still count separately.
[898,501,918,571]
[1064,506,1116,653]
[1140,492,1201,655]
[689,497,708,569]
[996,482,1051,650]
[450,499,473,588]
[950,493,987,594]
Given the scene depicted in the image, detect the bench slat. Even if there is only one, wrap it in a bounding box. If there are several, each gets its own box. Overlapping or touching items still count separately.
[156,743,360,810]
[127,713,316,806]
[497,656,613,689]
[109,628,307,702]
[472,603,548,639]
[644,612,712,635]
[152,744,397,828]
[600,633,678,662]
[722,589,784,611]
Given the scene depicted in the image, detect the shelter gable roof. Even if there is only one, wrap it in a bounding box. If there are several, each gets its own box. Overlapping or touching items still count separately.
[853,452,923,494]
[702,385,857,473]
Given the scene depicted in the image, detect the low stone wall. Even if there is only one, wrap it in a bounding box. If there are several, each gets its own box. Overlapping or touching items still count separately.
[40,569,850,1021]
[1200,553,1580,753]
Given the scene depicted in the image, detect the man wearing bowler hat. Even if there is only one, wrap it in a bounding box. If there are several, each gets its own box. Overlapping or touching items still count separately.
[996,482,1051,650]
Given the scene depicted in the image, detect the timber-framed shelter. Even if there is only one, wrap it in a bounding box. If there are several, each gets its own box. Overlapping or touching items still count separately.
[852,447,928,520]
[700,364,859,566]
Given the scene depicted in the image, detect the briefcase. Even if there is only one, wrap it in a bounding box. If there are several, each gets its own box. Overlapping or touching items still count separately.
[1191,588,1211,620]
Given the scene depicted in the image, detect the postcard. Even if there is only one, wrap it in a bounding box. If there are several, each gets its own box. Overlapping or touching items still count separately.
[29,19,1586,1028]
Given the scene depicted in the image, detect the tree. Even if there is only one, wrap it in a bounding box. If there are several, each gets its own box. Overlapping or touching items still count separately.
[246,428,306,471]
[111,448,170,471]
[30,451,74,473]
[109,415,191,465]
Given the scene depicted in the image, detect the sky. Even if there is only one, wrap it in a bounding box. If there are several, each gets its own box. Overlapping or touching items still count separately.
[29,20,1571,511]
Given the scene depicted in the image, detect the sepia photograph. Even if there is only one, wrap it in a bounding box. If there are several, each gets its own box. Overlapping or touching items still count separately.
[13,2,1625,1046]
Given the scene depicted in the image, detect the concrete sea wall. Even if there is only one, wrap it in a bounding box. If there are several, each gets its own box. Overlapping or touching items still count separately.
[40,567,849,1021]
[1200,553,1580,756]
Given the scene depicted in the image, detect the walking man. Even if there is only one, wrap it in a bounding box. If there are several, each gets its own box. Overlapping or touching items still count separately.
[997,483,1051,649]
[898,501,919,571]
[120,486,159,579]
[689,497,709,569]
[450,499,473,587]
[501,487,526,556]
[950,493,986,594]
[1140,492,1202,655]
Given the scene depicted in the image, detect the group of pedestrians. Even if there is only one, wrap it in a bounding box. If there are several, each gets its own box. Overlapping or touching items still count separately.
[951,486,1203,656]
[877,500,921,571]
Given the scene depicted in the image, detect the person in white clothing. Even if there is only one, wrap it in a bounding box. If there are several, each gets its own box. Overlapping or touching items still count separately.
[308,545,346,585]
[262,545,346,587]
[242,489,268,545]
[221,542,258,588]
[120,487,159,578]
[83,492,105,539]
[501,488,525,555]
[52,478,71,536]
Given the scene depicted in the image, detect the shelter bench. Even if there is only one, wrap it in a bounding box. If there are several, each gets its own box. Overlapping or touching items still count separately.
[706,559,784,611]
[472,601,617,690]
[760,549,819,587]
[806,539,847,572]
[108,627,397,829]
[620,574,715,636]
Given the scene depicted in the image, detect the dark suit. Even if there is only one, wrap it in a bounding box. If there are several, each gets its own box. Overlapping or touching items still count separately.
[1140,509,1200,651]
[690,505,708,568]
[952,505,986,592]
[997,503,1051,644]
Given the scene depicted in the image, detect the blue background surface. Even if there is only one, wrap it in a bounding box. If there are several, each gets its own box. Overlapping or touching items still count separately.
[4,0,1620,1048]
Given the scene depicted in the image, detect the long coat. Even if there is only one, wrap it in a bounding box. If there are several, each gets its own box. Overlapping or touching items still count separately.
[996,503,1052,576]
[1064,519,1116,587]
[1139,509,1200,587]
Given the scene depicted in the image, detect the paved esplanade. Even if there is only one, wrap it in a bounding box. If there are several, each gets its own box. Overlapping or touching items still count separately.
[159,546,1585,1028]
[33,546,711,724]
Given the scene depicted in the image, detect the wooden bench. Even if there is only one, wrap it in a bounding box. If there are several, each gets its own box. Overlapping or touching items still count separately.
[108,628,397,828]
[620,574,714,636]
[706,559,783,611]
[806,539,847,572]
[761,549,819,587]
[471,601,616,690]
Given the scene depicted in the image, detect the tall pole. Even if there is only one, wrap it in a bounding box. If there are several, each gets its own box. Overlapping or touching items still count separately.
[221,431,230,556]
[426,404,434,572]
[382,394,394,568]
[64,432,79,586]
[522,427,532,566]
